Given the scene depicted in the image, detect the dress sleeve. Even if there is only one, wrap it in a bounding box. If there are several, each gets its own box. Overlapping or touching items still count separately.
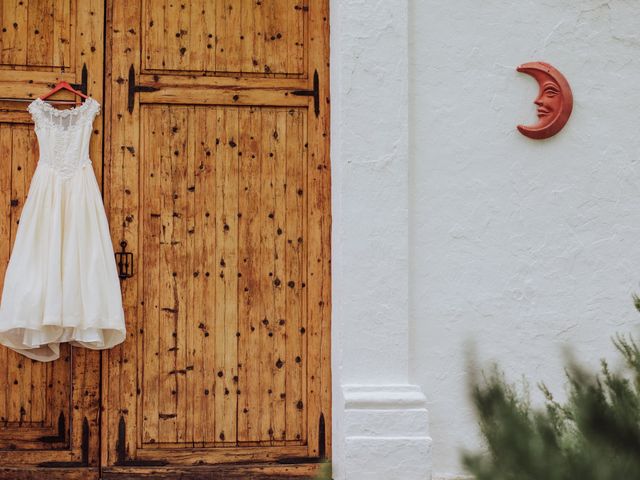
[27,100,41,125]
[90,99,101,119]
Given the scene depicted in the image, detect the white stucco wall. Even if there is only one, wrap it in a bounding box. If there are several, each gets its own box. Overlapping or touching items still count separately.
[409,0,640,477]
[331,0,431,478]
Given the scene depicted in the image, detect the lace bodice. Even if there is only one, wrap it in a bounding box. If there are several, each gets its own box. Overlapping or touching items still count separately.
[27,97,101,179]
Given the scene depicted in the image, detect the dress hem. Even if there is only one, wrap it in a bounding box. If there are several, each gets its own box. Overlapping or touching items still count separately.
[0,320,126,362]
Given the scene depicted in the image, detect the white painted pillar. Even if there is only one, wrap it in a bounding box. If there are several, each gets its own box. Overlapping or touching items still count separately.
[330,0,432,478]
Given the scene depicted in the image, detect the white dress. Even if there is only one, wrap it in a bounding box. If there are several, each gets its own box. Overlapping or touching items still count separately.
[0,96,126,362]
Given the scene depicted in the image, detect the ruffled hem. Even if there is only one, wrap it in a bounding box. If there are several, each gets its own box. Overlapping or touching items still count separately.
[0,321,126,362]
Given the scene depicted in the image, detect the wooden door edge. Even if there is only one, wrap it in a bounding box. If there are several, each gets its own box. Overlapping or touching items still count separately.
[101,461,331,479]
[0,467,99,480]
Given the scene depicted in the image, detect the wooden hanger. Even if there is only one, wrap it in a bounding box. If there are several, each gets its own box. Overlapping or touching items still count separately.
[39,81,88,106]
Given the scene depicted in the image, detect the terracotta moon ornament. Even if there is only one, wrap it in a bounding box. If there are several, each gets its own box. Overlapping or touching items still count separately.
[516,62,573,140]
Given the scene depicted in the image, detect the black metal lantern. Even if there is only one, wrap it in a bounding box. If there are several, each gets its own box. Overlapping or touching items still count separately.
[114,240,133,280]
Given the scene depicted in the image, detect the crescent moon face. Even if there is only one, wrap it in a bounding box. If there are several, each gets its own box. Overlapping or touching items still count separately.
[517,62,573,140]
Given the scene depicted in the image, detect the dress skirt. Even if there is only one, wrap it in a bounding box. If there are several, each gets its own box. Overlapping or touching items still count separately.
[0,158,126,362]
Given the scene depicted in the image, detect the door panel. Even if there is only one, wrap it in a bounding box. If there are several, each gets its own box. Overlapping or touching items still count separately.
[104,0,330,476]
[137,104,308,448]
[0,2,104,477]
[141,0,305,75]
[0,0,73,68]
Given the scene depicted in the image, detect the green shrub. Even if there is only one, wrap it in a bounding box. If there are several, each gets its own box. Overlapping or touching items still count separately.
[314,461,332,479]
[463,331,640,480]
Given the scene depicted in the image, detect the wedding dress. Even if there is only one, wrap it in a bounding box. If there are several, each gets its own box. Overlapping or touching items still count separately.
[0,96,126,362]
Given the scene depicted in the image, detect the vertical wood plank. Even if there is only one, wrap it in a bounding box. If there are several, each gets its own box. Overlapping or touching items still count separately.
[285,108,306,441]
[7,127,25,425]
[158,105,178,443]
[306,0,332,457]
[250,0,266,74]
[1,1,18,66]
[189,106,207,446]
[262,0,286,75]
[162,0,176,70]
[121,0,141,456]
[143,0,164,71]
[188,0,206,72]
[0,125,11,426]
[202,0,217,73]
[237,106,262,442]
[257,108,272,442]
[271,109,288,442]
[12,0,27,66]
[287,0,305,75]
[258,108,280,442]
[156,0,191,70]
[104,0,123,454]
[67,0,77,73]
[215,1,241,73]
[239,0,255,74]
[213,106,239,443]
[0,125,11,294]
[175,0,191,72]
[105,0,142,465]
[25,127,44,425]
[51,0,64,67]
[0,5,4,68]
[48,346,70,434]
[201,107,218,444]
[184,106,196,446]
[173,106,189,444]
[19,126,33,426]
[28,0,55,66]
[142,105,161,445]
[76,0,104,467]
[52,0,71,68]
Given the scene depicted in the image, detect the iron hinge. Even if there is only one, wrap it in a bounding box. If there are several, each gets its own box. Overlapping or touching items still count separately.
[38,417,90,468]
[128,64,160,114]
[69,63,88,96]
[277,413,327,464]
[36,411,66,444]
[319,411,326,460]
[291,69,320,117]
[116,416,168,466]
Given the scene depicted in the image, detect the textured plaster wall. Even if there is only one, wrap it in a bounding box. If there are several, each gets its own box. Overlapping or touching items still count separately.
[332,0,411,387]
[331,0,432,478]
[409,0,640,476]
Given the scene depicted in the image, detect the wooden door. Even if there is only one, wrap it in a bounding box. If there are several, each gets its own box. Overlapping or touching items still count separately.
[102,1,331,478]
[0,1,104,479]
